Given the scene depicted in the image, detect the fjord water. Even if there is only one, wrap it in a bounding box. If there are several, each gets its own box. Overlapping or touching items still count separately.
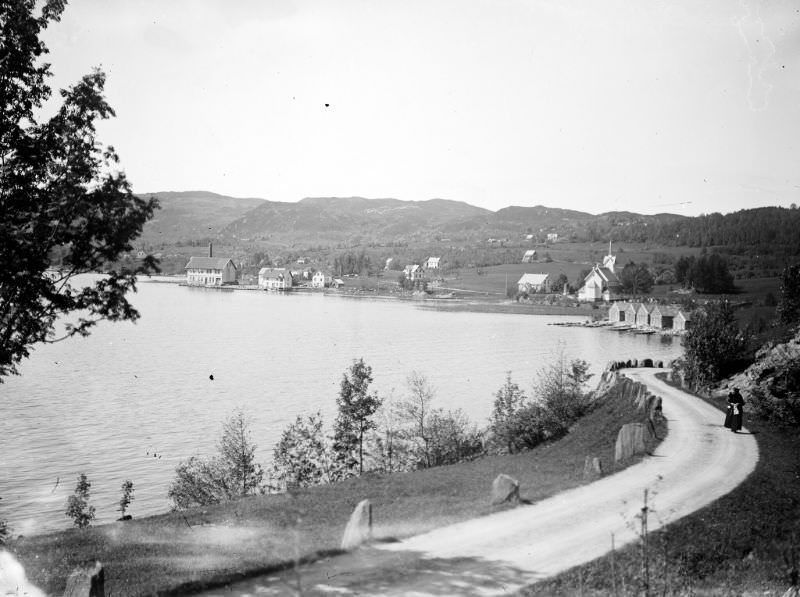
[0,281,681,535]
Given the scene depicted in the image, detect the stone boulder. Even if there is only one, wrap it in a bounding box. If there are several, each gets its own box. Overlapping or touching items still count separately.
[490,474,520,505]
[583,456,603,481]
[614,423,654,463]
[63,561,104,597]
[341,499,372,550]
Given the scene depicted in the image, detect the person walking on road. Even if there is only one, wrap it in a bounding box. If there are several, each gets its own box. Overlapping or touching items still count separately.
[724,387,745,433]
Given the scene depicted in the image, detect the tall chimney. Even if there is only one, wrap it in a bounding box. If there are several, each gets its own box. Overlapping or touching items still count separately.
[208,242,213,258]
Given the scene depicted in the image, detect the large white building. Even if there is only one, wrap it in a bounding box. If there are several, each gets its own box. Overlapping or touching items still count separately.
[258,268,292,290]
[184,244,237,286]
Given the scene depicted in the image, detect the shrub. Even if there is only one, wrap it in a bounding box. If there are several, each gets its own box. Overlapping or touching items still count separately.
[66,473,95,529]
[118,480,134,518]
[426,408,484,466]
[489,373,528,454]
[168,408,265,509]
[271,413,334,490]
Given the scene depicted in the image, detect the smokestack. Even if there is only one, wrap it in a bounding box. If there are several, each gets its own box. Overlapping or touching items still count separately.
[208,242,213,258]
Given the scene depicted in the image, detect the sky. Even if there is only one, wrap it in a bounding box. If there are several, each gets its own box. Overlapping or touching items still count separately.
[39,0,800,216]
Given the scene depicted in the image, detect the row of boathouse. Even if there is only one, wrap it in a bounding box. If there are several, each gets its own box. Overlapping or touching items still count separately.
[608,302,692,331]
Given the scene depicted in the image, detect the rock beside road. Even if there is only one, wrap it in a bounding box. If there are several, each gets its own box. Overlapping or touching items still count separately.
[491,474,520,505]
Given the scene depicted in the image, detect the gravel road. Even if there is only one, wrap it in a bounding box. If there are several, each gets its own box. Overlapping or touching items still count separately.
[198,369,759,596]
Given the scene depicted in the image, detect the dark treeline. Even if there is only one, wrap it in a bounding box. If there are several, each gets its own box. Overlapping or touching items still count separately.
[590,206,800,255]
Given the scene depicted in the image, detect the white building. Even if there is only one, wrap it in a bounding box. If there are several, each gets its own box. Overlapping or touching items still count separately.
[517,273,551,293]
[184,243,237,286]
[258,268,292,290]
[312,271,328,288]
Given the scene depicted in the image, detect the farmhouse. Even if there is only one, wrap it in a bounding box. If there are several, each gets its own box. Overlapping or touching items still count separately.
[517,273,551,294]
[547,233,559,242]
[404,264,422,281]
[258,268,292,290]
[184,243,237,286]
[521,249,537,263]
[425,257,441,270]
[312,271,328,288]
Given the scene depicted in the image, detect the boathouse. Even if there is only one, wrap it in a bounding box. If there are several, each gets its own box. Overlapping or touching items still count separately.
[636,304,653,327]
[625,302,642,323]
[650,305,678,329]
[674,310,692,331]
[608,302,627,323]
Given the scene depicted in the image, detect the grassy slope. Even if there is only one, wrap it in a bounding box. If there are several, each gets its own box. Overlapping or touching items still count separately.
[523,376,800,596]
[9,380,662,597]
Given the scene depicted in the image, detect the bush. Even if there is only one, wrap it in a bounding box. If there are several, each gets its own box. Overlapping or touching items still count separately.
[426,408,484,466]
[270,413,334,490]
[66,473,95,529]
[168,408,265,509]
[118,480,134,518]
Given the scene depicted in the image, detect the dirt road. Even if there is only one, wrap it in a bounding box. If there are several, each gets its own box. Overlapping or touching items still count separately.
[200,369,759,596]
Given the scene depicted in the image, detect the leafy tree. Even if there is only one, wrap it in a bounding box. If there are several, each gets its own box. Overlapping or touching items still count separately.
[118,480,134,518]
[534,356,593,438]
[168,408,264,509]
[490,373,528,454]
[777,264,800,326]
[218,408,265,497]
[397,371,435,467]
[332,359,382,475]
[426,408,484,466]
[551,273,569,294]
[0,1,159,381]
[66,473,95,528]
[678,301,746,389]
[619,262,654,295]
[271,413,333,490]
[168,456,234,509]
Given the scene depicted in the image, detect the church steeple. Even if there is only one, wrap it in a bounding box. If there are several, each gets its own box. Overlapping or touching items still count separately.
[602,241,616,273]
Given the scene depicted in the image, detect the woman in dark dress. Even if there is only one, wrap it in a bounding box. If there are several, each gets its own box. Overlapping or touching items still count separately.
[725,388,745,432]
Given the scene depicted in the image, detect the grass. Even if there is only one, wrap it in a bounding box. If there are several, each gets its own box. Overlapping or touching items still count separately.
[9,378,662,597]
[522,375,800,597]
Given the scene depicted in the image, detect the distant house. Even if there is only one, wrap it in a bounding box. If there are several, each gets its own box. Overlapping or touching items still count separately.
[425,257,441,270]
[258,267,292,290]
[674,310,692,331]
[636,304,653,327]
[332,278,345,288]
[404,264,422,281]
[384,258,394,271]
[297,257,307,265]
[517,273,551,294]
[521,249,537,263]
[547,233,559,243]
[312,271,328,288]
[525,234,534,241]
[608,302,627,323]
[185,243,237,286]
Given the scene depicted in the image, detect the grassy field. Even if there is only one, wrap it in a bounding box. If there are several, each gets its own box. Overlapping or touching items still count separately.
[523,376,800,597]
[9,379,663,597]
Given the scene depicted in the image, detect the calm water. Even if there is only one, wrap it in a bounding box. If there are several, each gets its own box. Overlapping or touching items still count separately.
[0,280,681,535]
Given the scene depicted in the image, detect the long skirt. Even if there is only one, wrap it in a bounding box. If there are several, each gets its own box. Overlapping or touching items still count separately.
[723,406,733,428]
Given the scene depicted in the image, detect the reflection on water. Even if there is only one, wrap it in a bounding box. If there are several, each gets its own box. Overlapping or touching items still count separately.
[0,283,681,534]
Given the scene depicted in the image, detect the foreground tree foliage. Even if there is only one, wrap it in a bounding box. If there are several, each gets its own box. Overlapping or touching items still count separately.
[675,300,746,389]
[0,0,159,381]
[168,409,264,509]
[270,413,333,490]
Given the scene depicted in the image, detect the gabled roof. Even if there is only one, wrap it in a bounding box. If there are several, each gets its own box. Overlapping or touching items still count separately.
[259,267,290,280]
[185,257,236,270]
[652,305,680,317]
[517,273,550,285]
[595,267,619,284]
[625,302,643,312]
[404,264,420,273]
[637,303,655,313]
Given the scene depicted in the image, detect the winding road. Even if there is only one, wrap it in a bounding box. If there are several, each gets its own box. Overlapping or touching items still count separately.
[199,369,759,596]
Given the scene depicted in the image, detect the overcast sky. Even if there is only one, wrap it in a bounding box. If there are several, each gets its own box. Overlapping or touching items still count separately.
[41,0,800,216]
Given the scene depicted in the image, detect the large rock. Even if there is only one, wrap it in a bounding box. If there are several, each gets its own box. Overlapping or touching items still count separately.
[614,423,653,463]
[63,561,104,597]
[583,456,603,481]
[490,474,520,505]
[341,499,372,550]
